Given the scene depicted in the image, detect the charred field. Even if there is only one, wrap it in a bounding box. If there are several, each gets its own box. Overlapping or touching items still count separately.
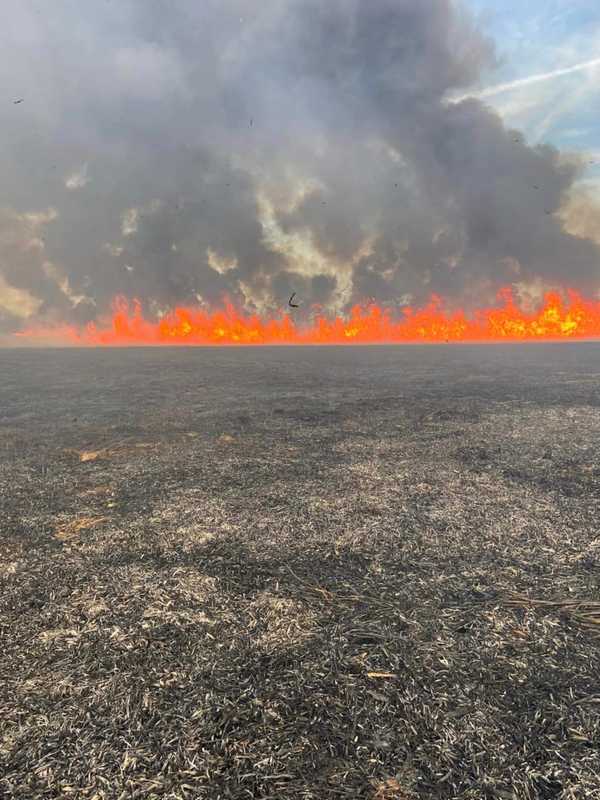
[1,343,600,800]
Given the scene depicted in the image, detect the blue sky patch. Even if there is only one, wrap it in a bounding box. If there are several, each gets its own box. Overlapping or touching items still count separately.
[464,0,600,186]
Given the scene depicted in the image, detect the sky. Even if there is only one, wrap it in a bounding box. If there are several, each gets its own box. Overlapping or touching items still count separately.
[463,0,600,176]
[1,0,599,338]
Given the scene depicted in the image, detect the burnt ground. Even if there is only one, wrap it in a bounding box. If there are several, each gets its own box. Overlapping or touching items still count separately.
[1,343,600,800]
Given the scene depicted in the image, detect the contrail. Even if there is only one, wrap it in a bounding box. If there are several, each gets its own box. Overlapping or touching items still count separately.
[449,56,600,104]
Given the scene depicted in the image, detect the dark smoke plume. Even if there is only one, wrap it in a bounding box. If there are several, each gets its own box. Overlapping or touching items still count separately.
[1,0,598,333]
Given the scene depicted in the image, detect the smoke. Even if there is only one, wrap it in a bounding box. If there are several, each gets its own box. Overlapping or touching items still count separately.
[1,0,599,334]
[560,185,600,247]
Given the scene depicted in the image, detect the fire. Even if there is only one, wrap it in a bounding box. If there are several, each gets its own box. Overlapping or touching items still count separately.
[13,287,600,346]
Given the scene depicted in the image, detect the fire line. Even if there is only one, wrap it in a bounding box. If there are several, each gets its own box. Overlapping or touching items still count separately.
[13,286,600,346]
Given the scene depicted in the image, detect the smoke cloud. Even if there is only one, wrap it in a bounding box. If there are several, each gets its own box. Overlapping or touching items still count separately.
[1,0,599,333]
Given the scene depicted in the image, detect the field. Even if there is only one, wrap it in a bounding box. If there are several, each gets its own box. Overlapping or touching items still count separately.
[1,344,600,799]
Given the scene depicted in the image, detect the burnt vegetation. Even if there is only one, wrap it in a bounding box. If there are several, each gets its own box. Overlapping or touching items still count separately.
[1,344,600,799]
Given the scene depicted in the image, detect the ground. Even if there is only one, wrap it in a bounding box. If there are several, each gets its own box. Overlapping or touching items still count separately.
[1,343,599,800]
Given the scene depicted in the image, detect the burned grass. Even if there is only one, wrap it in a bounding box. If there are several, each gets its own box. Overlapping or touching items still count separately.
[1,344,600,799]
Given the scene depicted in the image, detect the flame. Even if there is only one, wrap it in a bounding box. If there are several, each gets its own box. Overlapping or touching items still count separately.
[13,287,600,346]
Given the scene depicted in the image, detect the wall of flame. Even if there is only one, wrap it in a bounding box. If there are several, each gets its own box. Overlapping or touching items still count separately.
[14,287,600,346]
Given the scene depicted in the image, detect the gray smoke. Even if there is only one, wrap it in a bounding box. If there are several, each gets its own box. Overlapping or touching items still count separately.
[1,0,598,334]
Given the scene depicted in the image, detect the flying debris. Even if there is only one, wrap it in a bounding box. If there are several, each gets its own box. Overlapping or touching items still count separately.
[288,293,299,308]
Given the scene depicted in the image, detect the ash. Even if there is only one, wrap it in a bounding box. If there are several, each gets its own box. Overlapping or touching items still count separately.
[1,343,600,799]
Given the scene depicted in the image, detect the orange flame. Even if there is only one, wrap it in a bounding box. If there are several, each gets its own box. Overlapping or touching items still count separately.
[13,287,600,346]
